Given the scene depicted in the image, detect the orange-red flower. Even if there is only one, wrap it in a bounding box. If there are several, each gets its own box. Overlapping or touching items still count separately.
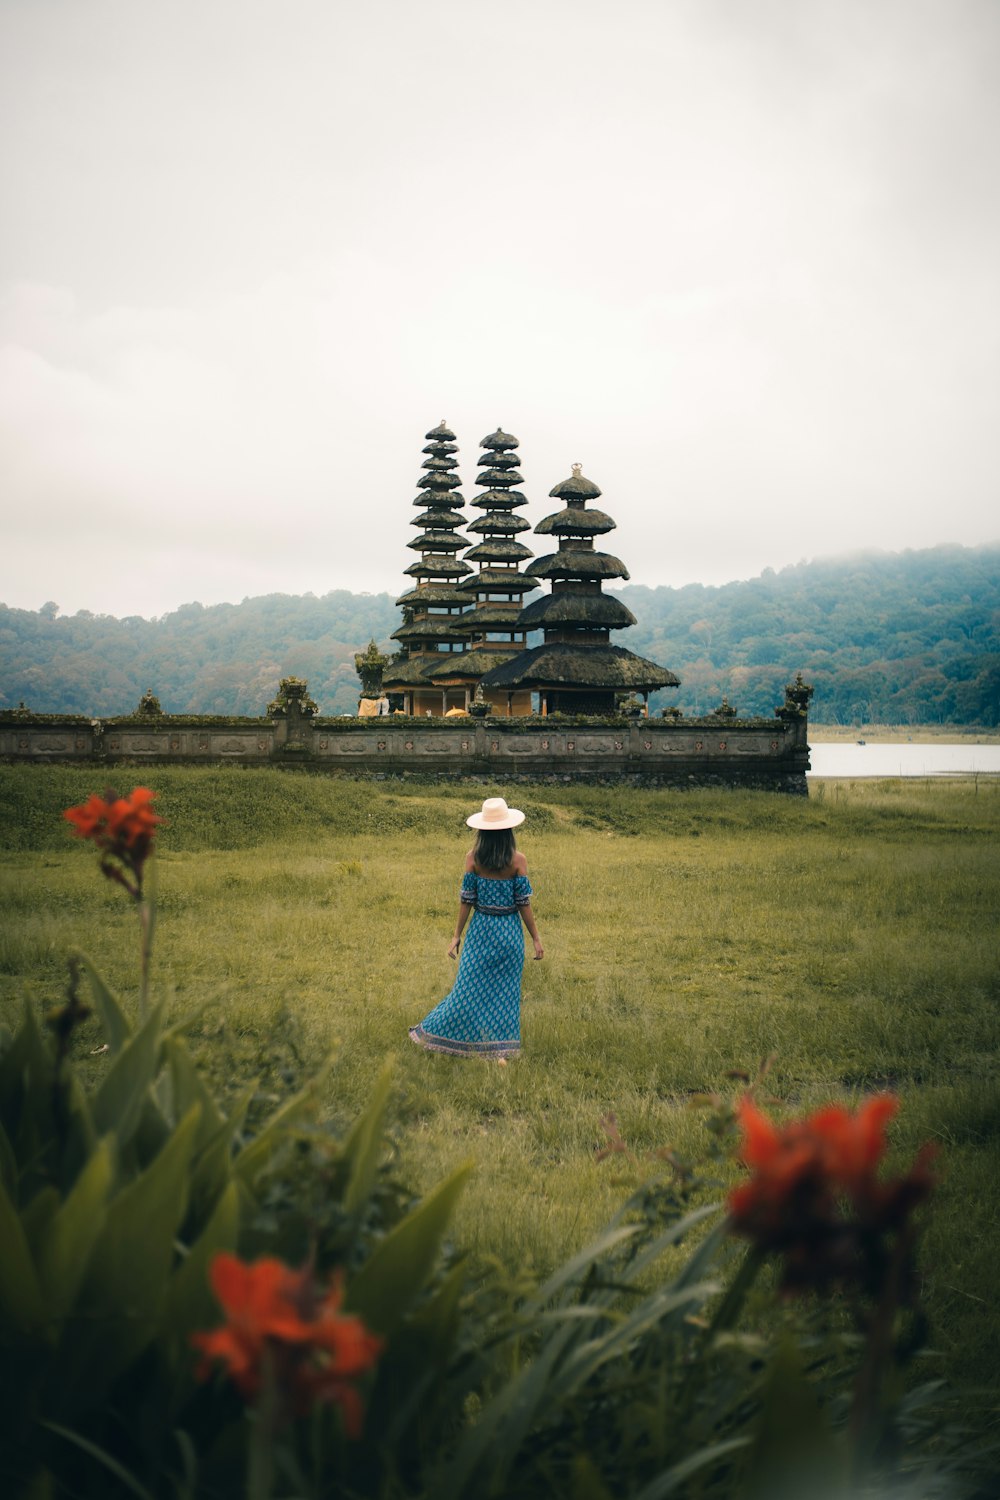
[64,786,163,895]
[728,1096,935,1295]
[191,1253,382,1435]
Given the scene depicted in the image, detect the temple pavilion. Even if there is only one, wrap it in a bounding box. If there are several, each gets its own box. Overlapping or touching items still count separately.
[479,464,679,715]
[382,422,472,715]
[423,428,538,716]
[384,430,679,717]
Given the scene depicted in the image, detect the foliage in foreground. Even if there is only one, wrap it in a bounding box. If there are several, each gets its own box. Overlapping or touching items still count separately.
[0,785,991,1497]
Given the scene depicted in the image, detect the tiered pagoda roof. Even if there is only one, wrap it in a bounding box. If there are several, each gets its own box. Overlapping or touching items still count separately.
[387,422,472,685]
[431,428,538,681]
[479,464,678,710]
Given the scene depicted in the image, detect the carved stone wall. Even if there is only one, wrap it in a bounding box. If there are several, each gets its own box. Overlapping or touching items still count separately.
[0,713,810,792]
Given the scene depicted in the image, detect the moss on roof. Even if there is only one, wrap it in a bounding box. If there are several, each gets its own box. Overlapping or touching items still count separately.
[462,603,529,629]
[467,514,532,535]
[480,428,519,450]
[477,468,524,486]
[391,617,472,643]
[534,506,617,536]
[463,539,534,562]
[407,532,467,552]
[517,592,637,629]
[549,470,602,500]
[417,472,462,491]
[526,550,630,581]
[412,509,466,529]
[395,584,470,607]
[457,570,540,593]
[479,642,679,692]
[381,658,437,687]
[426,649,517,679]
[403,558,473,578]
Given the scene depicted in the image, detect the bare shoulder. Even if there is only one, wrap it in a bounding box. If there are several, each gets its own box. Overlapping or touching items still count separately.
[513,850,528,874]
[464,849,476,872]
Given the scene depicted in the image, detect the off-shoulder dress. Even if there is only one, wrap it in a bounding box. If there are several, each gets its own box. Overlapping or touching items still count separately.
[408,869,532,1058]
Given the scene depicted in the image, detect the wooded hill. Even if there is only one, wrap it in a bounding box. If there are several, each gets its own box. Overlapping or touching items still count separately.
[2,544,998,725]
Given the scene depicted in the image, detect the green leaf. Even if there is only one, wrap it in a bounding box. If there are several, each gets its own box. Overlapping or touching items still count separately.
[632,1438,751,1500]
[346,1161,473,1337]
[163,1178,239,1411]
[232,1056,333,1187]
[185,1087,252,1239]
[524,1224,640,1312]
[0,1174,47,1335]
[0,1119,16,1193]
[92,1000,165,1150]
[342,1059,393,1218]
[740,1339,848,1500]
[42,1422,157,1500]
[165,1037,223,1140]
[20,1186,60,1257]
[571,1454,615,1500]
[49,1105,201,1413]
[36,1137,115,1319]
[77,952,133,1054]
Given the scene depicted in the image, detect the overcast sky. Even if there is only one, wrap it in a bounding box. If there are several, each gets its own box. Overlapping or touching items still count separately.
[1,0,997,620]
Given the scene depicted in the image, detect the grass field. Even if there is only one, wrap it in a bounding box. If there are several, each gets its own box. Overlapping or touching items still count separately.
[1,764,998,1423]
[810,723,1000,743]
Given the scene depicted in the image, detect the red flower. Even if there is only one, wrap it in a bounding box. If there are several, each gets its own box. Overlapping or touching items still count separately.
[64,786,163,895]
[728,1096,935,1295]
[192,1254,382,1435]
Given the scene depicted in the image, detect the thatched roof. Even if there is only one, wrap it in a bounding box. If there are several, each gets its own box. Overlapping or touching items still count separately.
[395,583,469,607]
[381,657,436,687]
[462,603,528,630]
[526,550,630,581]
[410,498,464,516]
[403,557,473,578]
[417,472,462,491]
[407,532,467,552]
[467,514,532,535]
[477,467,524,487]
[517,592,637,630]
[534,506,617,536]
[457,569,539,593]
[426,649,516,680]
[480,429,519,450]
[391,617,471,644]
[549,467,602,500]
[464,539,534,563]
[469,489,528,509]
[422,456,460,472]
[425,421,456,441]
[477,452,520,470]
[479,643,679,692]
[422,440,457,457]
[411,508,466,529]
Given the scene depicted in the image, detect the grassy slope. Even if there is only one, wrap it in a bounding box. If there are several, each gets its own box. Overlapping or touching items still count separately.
[2,764,998,1409]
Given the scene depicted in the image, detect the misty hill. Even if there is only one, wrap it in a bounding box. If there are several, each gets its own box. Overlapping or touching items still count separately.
[2,545,998,725]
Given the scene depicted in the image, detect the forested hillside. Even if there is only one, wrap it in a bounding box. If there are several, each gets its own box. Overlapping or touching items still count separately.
[2,545,998,724]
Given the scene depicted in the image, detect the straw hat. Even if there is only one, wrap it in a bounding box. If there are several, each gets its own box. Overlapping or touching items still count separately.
[466,797,525,830]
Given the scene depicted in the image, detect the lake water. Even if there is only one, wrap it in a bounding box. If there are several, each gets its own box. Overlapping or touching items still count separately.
[808,743,1000,778]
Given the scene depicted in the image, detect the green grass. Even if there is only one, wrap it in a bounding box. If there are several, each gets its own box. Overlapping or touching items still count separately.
[2,764,998,1412]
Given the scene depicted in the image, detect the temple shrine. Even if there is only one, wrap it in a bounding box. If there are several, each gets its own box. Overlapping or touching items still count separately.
[383,423,679,716]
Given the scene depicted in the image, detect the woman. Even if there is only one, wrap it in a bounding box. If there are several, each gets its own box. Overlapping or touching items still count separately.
[409,797,544,1059]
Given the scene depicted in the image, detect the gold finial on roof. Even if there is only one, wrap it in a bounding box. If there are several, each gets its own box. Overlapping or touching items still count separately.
[571,463,583,477]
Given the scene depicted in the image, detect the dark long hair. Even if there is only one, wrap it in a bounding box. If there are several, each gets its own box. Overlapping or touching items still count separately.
[473,828,517,873]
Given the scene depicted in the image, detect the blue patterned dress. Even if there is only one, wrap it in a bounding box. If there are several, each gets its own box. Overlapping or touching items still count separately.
[409,869,532,1058]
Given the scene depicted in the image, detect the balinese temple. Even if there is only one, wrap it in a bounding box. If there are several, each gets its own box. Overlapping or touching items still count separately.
[479,464,679,715]
[383,422,473,715]
[426,428,539,716]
